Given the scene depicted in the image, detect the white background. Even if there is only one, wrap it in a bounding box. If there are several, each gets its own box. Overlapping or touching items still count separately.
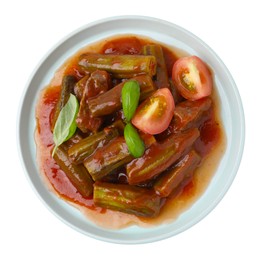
[1,0,259,259]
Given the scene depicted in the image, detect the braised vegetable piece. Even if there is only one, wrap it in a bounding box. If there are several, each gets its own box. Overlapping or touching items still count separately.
[76,70,110,133]
[64,131,83,148]
[79,54,157,78]
[84,136,132,181]
[53,145,94,197]
[68,127,119,164]
[52,75,77,129]
[169,79,184,105]
[154,150,201,197]
[139,132,156,148]
[143,45,170,89]
[74,74,90,101]
[127,128,200,185]
[84,70,111,96]
[172,97,212,132]
[83,131,157,181]
[109,119,125,134]
[93,182,162,217]
[88,75,155,117]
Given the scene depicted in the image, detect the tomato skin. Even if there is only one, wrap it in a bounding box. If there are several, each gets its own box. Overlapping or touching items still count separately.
[172,56,212,101]
[132,88,175,135]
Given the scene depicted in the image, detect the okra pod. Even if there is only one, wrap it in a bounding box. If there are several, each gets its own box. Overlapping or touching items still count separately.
[84,136,133,181]
[83,131,155,181]
[139,132,156,148]
[154,150,201,197]
[53,145,93,197]
[85,69,111,96]
[68,127,119,164]
[79,53,157,78]
[88,75,155,117]
[51,75,77,130]
[76,70,110,133]
[109,119,125,134]
[63,131,83,149]
[74,74,90,101]
[173,97,212,132]
[143,45,170,89]
[93,182,162,217]
[127,128,200,185]
[169,79,184,105]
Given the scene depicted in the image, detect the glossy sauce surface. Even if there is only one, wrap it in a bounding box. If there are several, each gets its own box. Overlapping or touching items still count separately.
[35,35,226,228]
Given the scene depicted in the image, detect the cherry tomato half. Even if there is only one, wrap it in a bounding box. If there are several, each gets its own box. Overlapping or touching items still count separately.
[172,56,212,100]
[131,88,175,135]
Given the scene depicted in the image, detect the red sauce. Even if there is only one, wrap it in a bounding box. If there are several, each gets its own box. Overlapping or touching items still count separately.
[35,35,225,227]
[36,86,100,211]
[102,36,143,55]
[195,114,221,157]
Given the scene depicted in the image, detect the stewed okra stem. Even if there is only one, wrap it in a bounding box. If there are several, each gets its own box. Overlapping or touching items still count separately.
[172,97,212,132]
[73,74,90,101]
[76,70,110,133]
[153,150,201,197]
[84,136,133,181]
[68,127,119,164]
[88,75,155,117]
[53,145,93,197]
[127,128,200,185]
[143,45,170,89]
[83,133,156,181]
[79,53,157,78]
[93,182,163,217]
[51,75,77,130]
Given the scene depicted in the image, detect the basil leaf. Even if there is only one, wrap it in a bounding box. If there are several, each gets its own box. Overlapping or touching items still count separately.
[122,80,140,122]
[124,123,145,158]
[52,94,79,157]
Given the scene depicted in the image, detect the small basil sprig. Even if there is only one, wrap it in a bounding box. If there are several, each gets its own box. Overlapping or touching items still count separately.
[121,80,145,157]
[122,80,140,122]
[124,123,145,158]
[52,94,79,157]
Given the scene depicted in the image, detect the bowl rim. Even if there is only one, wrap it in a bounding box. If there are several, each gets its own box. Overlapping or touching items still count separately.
[17,15,245,244]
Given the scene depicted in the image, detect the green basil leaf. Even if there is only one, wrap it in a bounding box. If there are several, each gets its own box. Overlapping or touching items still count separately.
[122,80,140,122]
[52,94,79,157]
[124,123,145,158]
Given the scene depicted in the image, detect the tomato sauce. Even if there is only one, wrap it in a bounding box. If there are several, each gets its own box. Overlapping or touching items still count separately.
[35,35,226,228]
[36,86,95,209]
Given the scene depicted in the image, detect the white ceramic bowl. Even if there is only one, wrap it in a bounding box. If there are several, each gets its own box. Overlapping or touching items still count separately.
[17,16,245,244]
